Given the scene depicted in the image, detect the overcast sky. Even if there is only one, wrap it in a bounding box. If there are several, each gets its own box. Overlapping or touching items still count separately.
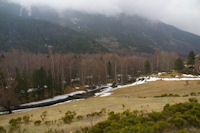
[8,0,200,35]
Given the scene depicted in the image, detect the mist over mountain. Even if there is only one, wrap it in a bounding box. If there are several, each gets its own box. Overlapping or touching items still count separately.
[1,0,200,55]
[8,0,200,35]
[0,0,108,53]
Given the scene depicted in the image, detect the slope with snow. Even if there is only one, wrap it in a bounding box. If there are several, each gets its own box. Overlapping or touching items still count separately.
[95,73,200,97]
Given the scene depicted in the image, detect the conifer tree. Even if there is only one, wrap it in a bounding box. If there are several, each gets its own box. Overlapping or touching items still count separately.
[47,70,53,97]
[107,61,112,78]
[174,58,184,71]
[187,51,195,65]
[144,60,151,74]
[32,67,47,99]
[15,68,22,96]
[21,70,29,101]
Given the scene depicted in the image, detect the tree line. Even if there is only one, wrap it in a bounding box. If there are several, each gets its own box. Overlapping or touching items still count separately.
[0,49,190,113]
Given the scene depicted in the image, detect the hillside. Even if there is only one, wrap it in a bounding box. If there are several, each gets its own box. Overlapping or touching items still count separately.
[0,1,107,53]
[1,1,200,54]
[56,12,200,55]
[1,73,200,132]
[16,6,200,55]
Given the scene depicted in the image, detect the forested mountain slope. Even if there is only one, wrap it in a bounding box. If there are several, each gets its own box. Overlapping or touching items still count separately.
[22,7,200,55]
[0,1,107,53]
[1,0,200,54]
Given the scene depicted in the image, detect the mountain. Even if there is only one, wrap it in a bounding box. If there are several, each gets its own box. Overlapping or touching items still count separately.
[33,10,200,55]
[0,0,107,53]
[21,6,200,55]
[1,0,200,55]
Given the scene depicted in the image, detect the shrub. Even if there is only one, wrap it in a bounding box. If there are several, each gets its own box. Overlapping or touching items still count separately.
[44,121,52,126]
[182,113,199,127]
[16,117,22,122]
[23,115,30,123]
[154,93,180,98]
[176,129,187,133]
[169,117,185,129]
[62,111,76,124]
[76,100,200,133]
[40,111,47,121]
[77,115,84,120]
[86,112,103,126]
[108,112,120,121]
[99,108,106,115]
[182,94,189,97]
[153,121,168,132]
[80,127,89,133]
[0,126,6,133]
[34,120,41,126]
[189,98,198,103]
[9,118,21,127]
[148,112,165,122]
[190,92,197,96]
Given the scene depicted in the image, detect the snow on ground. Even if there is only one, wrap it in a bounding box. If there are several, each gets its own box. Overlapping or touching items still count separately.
[0,99,84,115]
[51,99,84,106]
[100,93,112,97]
[2,73,200,114]
[95,74,200,97]
[182,74,200,78]
[19,73,200,106]
[22,83,112,107]
[157,72,166,76]
[0,107,40,115]
[21,91,86,106]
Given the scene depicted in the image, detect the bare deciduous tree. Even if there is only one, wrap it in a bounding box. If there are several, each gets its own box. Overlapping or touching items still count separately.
[0,74,19,114]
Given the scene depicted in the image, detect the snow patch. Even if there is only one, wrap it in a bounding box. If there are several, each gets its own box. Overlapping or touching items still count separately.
[157,72,166,76]
[182,74,200,78]
[0,99,84,115]
[95,74,200,97]
[21,91,86,106]
[100,93,112,97]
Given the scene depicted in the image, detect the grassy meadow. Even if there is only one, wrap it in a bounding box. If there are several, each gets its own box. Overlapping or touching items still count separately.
[1,79,200,133]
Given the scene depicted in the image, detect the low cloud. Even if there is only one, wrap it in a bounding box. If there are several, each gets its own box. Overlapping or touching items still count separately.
[8,0,200,35]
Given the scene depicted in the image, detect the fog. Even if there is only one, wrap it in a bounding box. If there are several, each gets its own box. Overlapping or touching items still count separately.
[8,0,200,35]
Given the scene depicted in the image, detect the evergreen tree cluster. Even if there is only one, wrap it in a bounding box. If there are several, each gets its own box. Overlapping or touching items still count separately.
[174,58,184,72]
[0,9,107,54]
[14,67,62,102]
[187,51,195,66]
[144,60,151,74]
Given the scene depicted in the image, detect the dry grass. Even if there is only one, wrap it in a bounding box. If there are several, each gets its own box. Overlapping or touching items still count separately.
[1,80,200,133]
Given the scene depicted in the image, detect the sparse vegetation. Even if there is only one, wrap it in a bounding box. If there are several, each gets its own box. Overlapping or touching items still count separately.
[62,111,76,124]
[23,115,30,123]
[41,111,47,121]
[154,93,180,98]
[182,94,189,97]
[176,129,187,133]
[77,115,84,120]
[190,92,197,96]
[77,99,200,133]
[9,118,21,127]
[189,98,198,103]
[1,80,200,133]
[0,126,6,133]
[34,120,41,126]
